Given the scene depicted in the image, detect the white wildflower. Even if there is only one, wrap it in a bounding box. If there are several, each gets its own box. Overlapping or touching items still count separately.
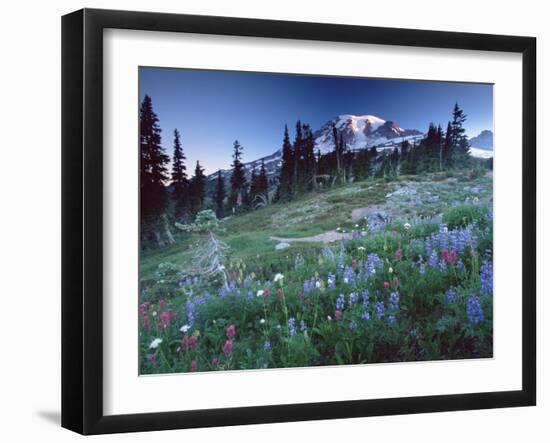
[180,324,191,333]
[389,267,394,274]
[273,273,284,283]
[149,338,162,349]
[260,318,266,324]
[358,246,366,251]
[404,222,412,231]
[256,290,264,297]
[327,315,332,321]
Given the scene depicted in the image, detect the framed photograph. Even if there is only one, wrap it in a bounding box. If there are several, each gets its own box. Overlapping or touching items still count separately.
[62,8,536,435]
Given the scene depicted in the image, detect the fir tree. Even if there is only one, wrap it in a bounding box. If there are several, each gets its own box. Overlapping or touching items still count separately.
[189,160,206,213]
[448,102,471,167]
[249,169,259,202]
[258,159,269,199]
[278,125,294,201]
[213,169,225,219]
[140,94,170,242]
[352,148,372,181]
[229,140,247,208]
[171,129,188,221]
[302,124,316,191]
[443,121,453,168]
[400,140,417,175]
[293,120,303,193]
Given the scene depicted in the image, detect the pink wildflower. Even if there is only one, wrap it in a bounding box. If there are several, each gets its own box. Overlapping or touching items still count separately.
[264,288,270,300]
[384,281,390,290]
[449,249,457,264]
[223,339,233,357]
[142,315,150,330]
[335,310,343,321]
[393,276,399,289]
[190,360,198,372]
[159,311,171,327]
[442,249,449,263]
[188,335,198,350]
[226,324,236,339]
[181,335,189,351]
[211,357,219,367]
[277,287,283,303]
[395,248,403,260]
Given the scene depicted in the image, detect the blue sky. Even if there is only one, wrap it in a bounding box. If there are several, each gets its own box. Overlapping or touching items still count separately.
[139,67,493,175]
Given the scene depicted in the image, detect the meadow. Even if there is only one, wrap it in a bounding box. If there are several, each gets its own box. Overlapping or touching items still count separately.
[139,170,493,374]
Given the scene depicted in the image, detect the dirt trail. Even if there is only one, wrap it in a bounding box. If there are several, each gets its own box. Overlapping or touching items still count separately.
[270,230,347,244]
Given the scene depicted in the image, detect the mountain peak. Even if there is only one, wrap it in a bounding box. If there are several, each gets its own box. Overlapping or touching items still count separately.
[469,129,493,150]
[314,114,422,154]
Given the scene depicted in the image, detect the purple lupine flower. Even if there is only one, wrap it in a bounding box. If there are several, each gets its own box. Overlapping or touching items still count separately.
[445,288,457,303]
[327,273,336,289]
[338,249,345,271]
[361,290,370,306]
[361,311,371,321]
[186,300,195,327]
[466,295,484,324]
[349,320,358,330]
[343,266,355,285]
[419,256,426,275]
[300,320,307,333]
[480,261,493,296]
[375,301,385,320]
[336,294,346,311]
[428,250,439,268]
[388,292,400,310]
[247,291,254,300]
[288,317,297,337]
[263,341,271,352]
[219,286,228,299]
[387,315,396,325]
[349,292,359,305]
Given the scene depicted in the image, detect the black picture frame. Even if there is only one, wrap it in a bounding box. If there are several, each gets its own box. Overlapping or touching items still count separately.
[62,8,536,435]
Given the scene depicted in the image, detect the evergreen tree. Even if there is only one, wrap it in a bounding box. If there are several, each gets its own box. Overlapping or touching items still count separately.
[171,129,189,221]
[189,160,206,213]
[140,94,170,241]
[390,147,400,174]
[213,169,225,219]
[258,159,269,198]
[278,125,294,201]
[249,169,259,202]
[331,124,347,182]
[443,121,453,168]
[293,120,303,193]
[352,147,372,181]
[400,140,417,175]
[302,124,317,190]
[229,140,247,208]
[448,102,471,167]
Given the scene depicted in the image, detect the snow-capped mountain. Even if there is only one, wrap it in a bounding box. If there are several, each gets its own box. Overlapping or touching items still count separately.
[468,130,493,159]
[314,114,423,153]
[469,130,493,150]
[207,114,423,183]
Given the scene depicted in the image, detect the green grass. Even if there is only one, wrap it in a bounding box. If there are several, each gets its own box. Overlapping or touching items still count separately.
[140,171,492,281]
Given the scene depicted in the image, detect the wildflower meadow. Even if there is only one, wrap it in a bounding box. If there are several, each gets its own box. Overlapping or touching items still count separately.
[140,192,493,374]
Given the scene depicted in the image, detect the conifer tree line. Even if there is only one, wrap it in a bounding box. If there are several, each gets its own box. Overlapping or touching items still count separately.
[140,95,269,245]
[140,93,484,246]
[276,102,478,201]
